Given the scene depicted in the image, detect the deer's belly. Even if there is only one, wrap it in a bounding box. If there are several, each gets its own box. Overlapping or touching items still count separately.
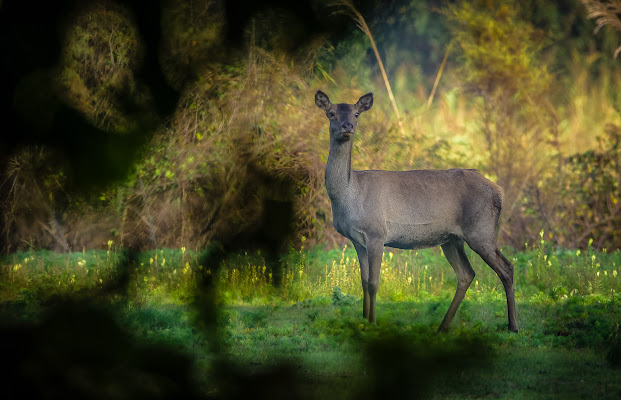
[384,221,456,250]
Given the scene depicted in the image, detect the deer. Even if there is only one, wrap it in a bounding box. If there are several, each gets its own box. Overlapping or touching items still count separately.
[315,90,518,332]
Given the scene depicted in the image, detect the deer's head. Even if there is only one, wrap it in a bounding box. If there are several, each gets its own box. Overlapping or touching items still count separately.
[315,90,373,142]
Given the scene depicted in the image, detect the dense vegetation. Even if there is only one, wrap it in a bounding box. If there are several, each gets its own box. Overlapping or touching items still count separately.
[2,0,621,253]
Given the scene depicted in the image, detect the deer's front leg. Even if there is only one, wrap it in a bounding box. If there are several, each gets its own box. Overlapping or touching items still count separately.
[366,239,384,324]
[353,242,370,319]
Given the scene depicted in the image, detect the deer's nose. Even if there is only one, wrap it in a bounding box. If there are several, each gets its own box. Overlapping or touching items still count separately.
[341,122,354,132]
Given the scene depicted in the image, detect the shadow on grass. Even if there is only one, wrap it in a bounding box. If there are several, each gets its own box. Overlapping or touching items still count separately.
[0,300,201,400]
[356,327,495,400]
[0,294,499,400]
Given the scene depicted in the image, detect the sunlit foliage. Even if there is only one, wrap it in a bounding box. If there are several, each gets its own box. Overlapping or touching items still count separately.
[444,0,559,241]
[3,0,621,251]
[58,1,146,132]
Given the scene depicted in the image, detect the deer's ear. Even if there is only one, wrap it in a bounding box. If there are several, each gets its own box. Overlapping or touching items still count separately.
[355,92,373,113]
[315,90,332,111]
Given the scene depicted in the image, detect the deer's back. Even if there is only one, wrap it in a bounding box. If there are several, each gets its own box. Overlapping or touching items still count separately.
[348,168,503,248]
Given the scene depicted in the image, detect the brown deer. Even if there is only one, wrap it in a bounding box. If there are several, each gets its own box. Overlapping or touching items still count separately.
[315,90,518,332]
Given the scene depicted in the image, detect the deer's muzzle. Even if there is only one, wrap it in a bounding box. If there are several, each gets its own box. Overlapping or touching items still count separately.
[341,121,354,133]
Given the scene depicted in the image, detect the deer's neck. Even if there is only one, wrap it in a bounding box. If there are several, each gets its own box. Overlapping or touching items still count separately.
[325,138,354,201]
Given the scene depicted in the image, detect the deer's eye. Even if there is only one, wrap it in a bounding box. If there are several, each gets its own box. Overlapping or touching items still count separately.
[327,112,335,119]
[354,113,360,117]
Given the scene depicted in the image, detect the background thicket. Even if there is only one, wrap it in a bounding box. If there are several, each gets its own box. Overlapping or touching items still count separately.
[2,0,621,253]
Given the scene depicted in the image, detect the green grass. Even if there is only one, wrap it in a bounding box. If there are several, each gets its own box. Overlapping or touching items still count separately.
[1,239,620,399]
[217,297,621,399]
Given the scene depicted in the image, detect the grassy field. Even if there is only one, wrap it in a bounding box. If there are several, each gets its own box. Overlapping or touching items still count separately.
[1,237,620,399]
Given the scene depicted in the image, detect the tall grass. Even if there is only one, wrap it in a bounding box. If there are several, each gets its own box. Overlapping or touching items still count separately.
[2,235,619,308]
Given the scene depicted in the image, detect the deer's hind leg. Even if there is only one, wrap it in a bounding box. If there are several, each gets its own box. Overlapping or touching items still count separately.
[438,238,475,332]
[466,237,518,332]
